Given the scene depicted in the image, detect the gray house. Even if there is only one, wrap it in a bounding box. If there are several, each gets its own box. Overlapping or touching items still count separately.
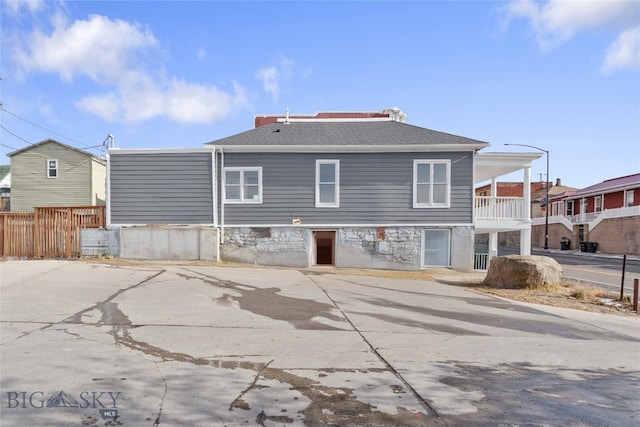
[108,110,540,271]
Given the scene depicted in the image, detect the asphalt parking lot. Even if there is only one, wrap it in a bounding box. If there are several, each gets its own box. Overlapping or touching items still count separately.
[1,260,639,426]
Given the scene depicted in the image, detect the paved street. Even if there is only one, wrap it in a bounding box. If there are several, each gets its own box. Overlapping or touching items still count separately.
[1,260,639,426]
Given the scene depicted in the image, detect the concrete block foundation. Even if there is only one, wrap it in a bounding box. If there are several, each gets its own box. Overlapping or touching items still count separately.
[118,226,219,261]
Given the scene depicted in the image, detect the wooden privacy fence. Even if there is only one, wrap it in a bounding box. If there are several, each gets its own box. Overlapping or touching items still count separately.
[0,206,106,258]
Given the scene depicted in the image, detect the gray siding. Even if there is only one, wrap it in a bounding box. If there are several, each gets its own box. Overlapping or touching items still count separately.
[221,152,473,225]
[110,152,213,224]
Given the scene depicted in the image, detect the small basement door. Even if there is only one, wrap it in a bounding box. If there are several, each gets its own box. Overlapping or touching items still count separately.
[313,231,335,266]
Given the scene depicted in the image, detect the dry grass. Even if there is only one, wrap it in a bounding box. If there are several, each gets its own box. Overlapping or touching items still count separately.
[469,279,636,315]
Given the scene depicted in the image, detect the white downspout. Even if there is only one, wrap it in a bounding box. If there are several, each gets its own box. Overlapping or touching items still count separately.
[220,147,225,244]
[105,153,111,226]
[212,148,218,226]
[488,176,498,261]
[521,165,532,255]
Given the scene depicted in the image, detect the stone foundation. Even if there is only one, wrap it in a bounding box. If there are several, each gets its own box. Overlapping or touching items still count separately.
[220,225,474,271]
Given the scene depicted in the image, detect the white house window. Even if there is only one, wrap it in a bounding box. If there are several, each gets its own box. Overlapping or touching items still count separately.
[316,160,339,207]
[413,160,450,208]
[594,195,602,213]
[47,159,58,178]
[566,200,574,217]
[223,167,262,203]
[422,229,451,267]
[625,190,634,207]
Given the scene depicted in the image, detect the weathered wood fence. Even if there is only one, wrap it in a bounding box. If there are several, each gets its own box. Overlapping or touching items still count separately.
[0,206,106,258]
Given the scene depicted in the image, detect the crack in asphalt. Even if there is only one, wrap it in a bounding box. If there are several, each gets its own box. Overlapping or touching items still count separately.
[0,269,166,344]
[302,272,445,422]
[176,268,349,330]
[151,362,167,427]
[65,269,167,326]
[229,359,274,412]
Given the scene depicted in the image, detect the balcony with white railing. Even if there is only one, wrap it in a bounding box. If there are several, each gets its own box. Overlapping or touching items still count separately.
[474,196,527,220]
[474,196,530,232]
[535,205,640,229]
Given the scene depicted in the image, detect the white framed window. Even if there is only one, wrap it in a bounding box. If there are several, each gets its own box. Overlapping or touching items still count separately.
[316,160,339,208]
[422,229,451,267]
[47,159,58,178]
[594,195,602,213]
[223,167,262,203]
[413,159,450,208]
[625,190,634,207]
[566,200,574,217]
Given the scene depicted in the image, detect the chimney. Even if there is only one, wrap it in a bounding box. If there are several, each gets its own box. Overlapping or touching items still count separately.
[383,107,407,123]
[556,178,561,187]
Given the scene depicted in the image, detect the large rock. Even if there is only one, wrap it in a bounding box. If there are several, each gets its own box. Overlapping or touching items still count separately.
[482,255,562,289]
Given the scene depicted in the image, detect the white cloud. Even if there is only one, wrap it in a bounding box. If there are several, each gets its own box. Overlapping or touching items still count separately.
[502,0,640,71]
[15,14,157,83]
[76,74,248,124]
[12,13,248,124]
[603,26,640,73]
[256,56,301,101]
[3,0,45,16]
[257,66,280,100]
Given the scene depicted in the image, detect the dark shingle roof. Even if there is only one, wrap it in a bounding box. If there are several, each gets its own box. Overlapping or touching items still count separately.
[568,173,640,198]
[7,139,102,160]
[206,121,489,147]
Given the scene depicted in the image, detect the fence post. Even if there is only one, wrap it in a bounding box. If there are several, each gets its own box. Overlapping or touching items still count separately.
[34,208,40,258]
[620,254,627,301]
[65,207,72,258]
[1,214,6,256]
[634,278,639,314]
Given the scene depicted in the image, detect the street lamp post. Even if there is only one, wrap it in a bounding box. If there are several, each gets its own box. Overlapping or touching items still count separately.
[505,143,550,250]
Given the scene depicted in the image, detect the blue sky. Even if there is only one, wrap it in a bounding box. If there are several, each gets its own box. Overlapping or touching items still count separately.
[1,0,639,189]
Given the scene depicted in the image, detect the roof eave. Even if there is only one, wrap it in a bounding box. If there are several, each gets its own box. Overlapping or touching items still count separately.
[210,143,489,153]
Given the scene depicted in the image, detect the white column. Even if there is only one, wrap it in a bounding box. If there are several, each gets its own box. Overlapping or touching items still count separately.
[489,232,498,259]
[520,230,531,255]
[523,166,531,221]
[522,165,532,255]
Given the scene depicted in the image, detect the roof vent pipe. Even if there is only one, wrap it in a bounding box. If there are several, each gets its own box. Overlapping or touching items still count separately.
[285,108,290,124]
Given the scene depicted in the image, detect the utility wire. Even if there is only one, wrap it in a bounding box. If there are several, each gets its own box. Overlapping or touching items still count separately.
[0,107,101,151]
[0,124,32,145]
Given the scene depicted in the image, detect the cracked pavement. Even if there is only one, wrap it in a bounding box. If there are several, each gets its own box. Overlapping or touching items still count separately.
[1,260,639,426]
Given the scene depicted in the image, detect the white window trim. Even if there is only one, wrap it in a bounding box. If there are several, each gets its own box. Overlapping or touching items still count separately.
[47,159,58,179]
[413,159,451,208]
[625,190,634,207]
[316,159,340,208]
[223,167,263,204]
[421,228,451,268]
[594,195,602,213]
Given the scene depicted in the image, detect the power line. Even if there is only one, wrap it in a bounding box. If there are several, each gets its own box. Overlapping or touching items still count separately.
[0,107,100,151]
[0,124,32,146]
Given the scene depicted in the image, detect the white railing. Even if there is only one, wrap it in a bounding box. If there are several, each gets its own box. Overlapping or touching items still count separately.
[474,196,526,220]
[474,253,489,270]
[589,205,640,230]
[570,212,599,224]
[544,206,640,227]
